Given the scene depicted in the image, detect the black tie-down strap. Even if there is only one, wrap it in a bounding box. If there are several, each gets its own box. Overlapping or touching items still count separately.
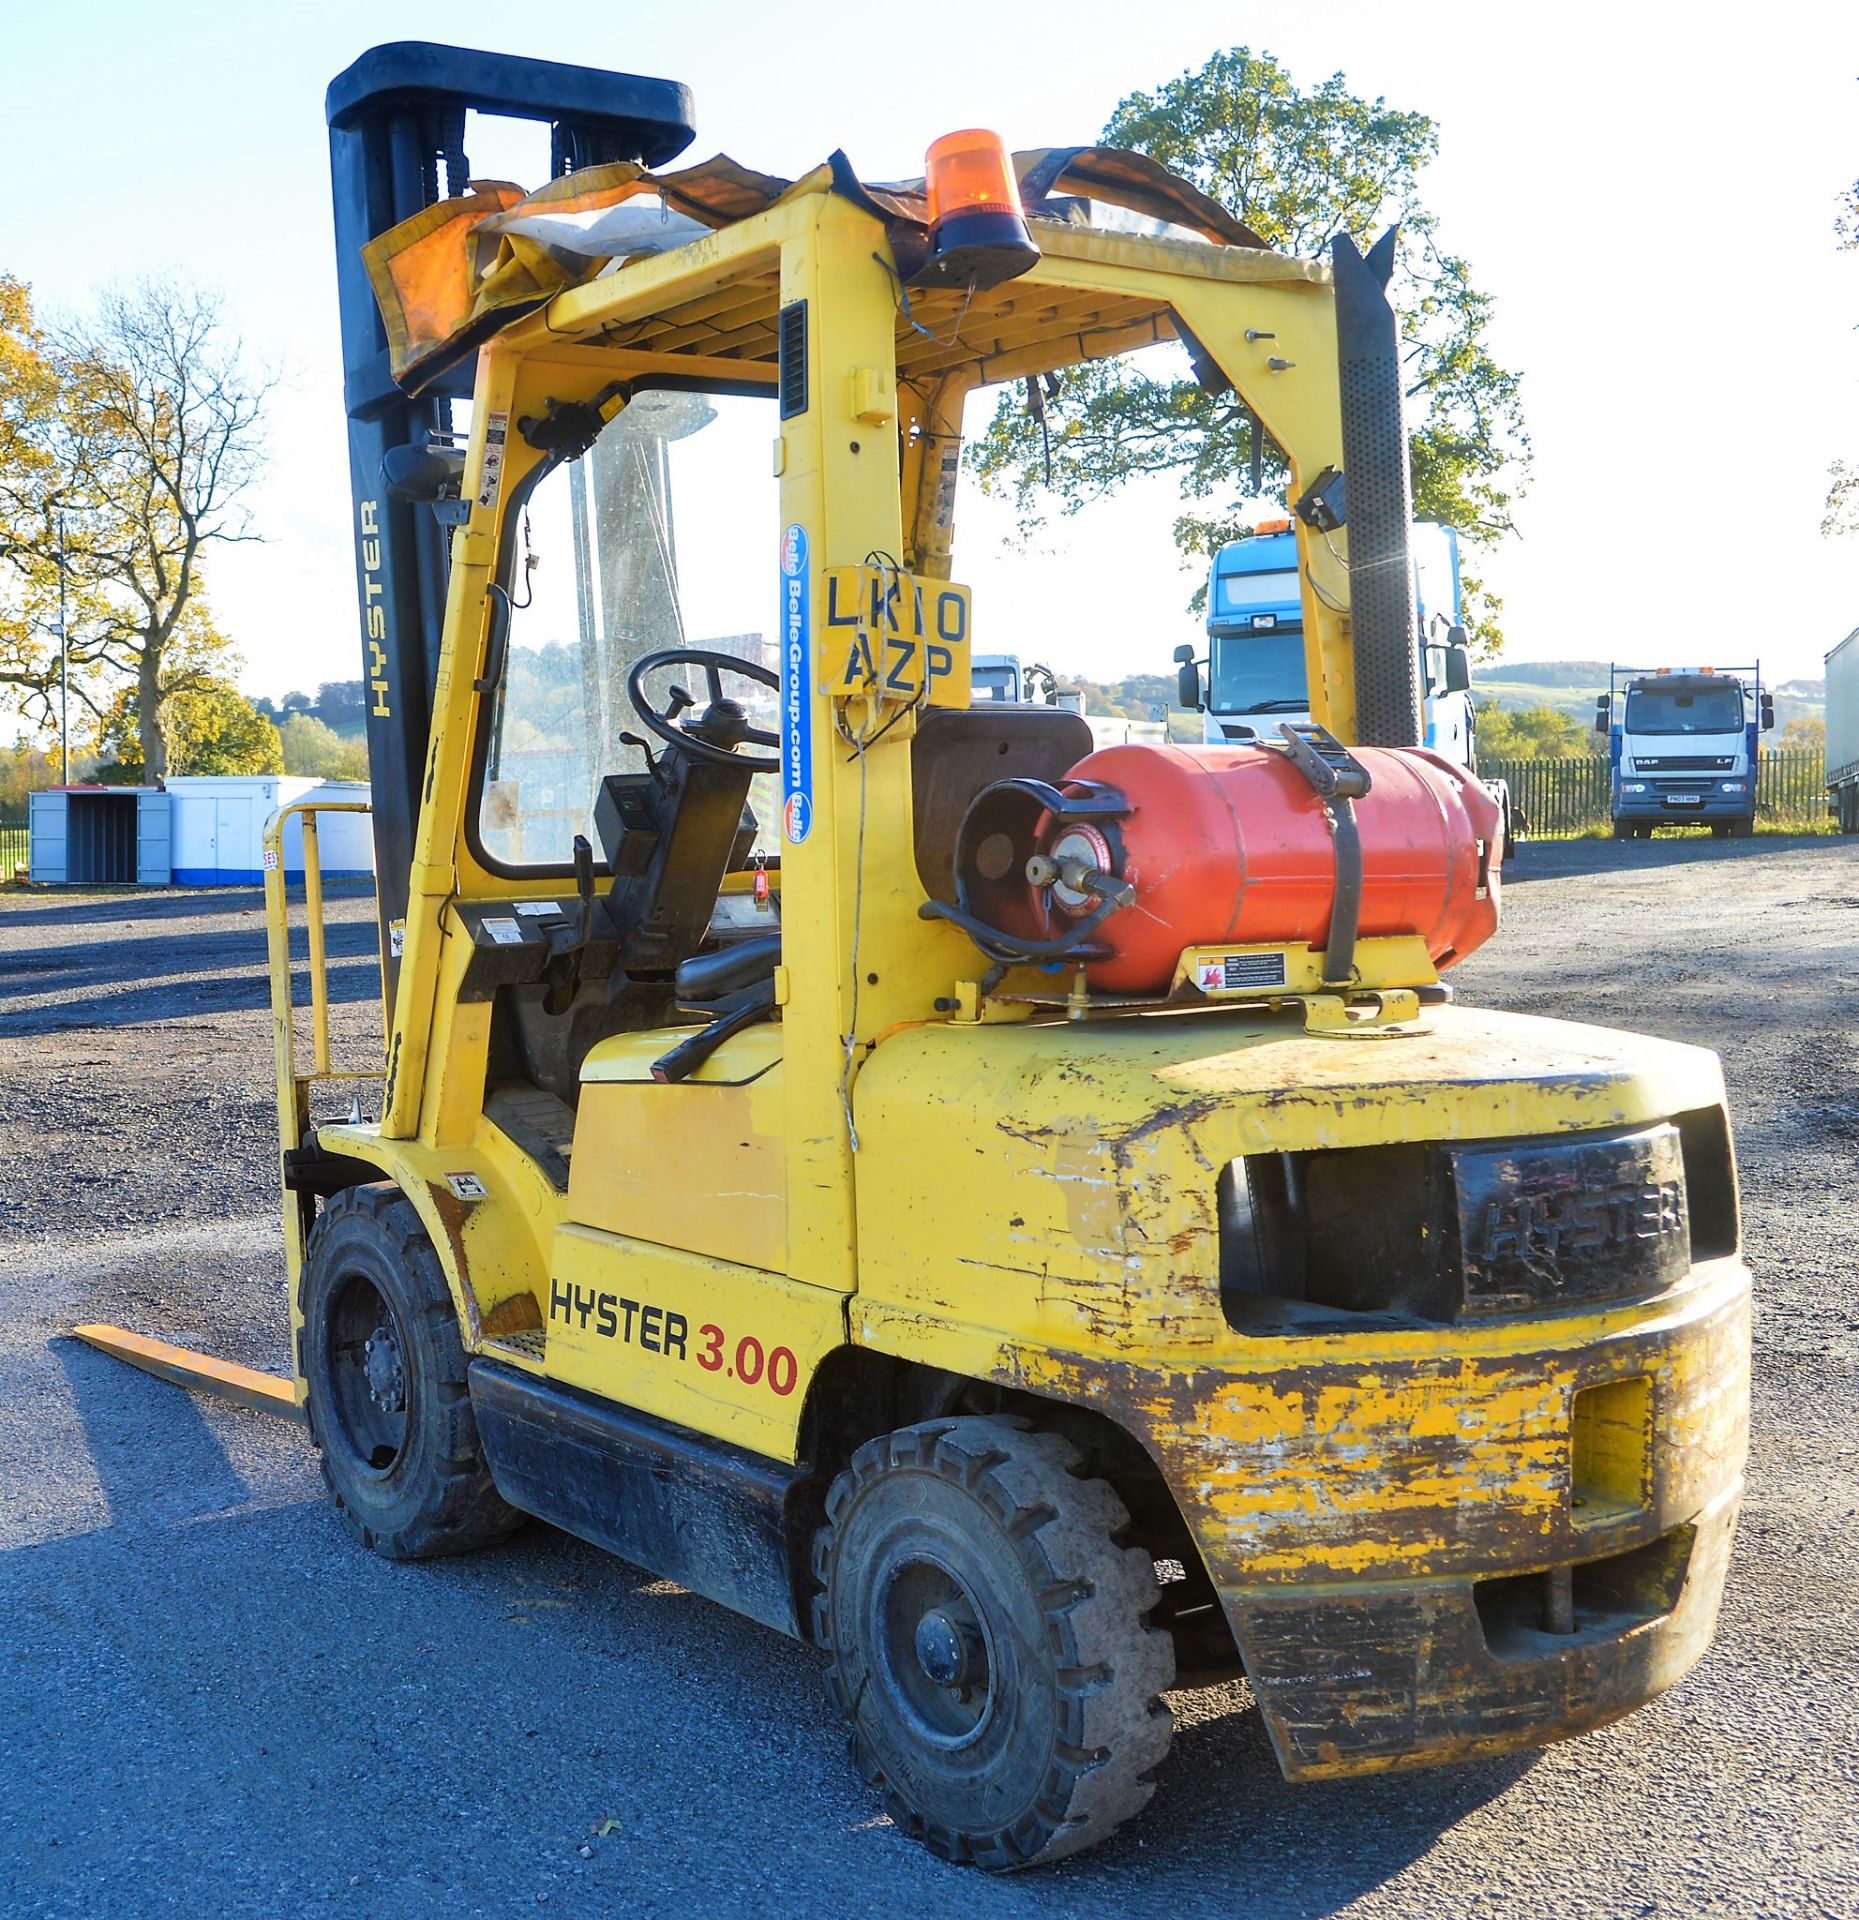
[1275,724,1372,989]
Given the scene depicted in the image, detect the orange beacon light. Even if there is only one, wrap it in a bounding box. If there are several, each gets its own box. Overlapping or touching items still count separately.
[914,129,1040,291]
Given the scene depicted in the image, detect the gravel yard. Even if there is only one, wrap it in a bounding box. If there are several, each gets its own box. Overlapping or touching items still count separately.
[1,837,1854,1918]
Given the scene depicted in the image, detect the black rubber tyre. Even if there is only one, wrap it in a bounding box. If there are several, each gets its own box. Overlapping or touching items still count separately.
[1711,822,1732,840]
[299,1185,522,1560]
[1612,820,1633,839]
[812,1416,1175,1870]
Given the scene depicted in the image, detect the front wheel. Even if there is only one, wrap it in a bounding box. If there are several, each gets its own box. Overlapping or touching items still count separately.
[813,1417,1175,1870]
[299,1185,522,1560]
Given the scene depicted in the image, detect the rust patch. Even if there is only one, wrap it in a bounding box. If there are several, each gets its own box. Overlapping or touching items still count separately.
[1004,1273,1751,1590]
[481,1291,544,1337]
[423,1179,482,1339]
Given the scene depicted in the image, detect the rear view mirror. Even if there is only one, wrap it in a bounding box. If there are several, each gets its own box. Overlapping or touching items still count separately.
[1443,645,1472,695]
[1595,694,1610,734]
[1761,692,1775,731]
[1177,660,1202,711]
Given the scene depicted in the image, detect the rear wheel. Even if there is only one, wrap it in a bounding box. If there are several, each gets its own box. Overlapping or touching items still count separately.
[813,1416,1175,1870]
[299,1185,521,1560]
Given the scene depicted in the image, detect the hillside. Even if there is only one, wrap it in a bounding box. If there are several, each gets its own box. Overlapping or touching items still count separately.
[1471,665,1823,733]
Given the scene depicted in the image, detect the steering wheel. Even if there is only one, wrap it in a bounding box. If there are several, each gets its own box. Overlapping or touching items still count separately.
[626,647,781,774]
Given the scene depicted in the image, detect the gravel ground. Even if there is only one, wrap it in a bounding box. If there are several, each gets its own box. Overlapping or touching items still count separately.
[1,839,1855,1918]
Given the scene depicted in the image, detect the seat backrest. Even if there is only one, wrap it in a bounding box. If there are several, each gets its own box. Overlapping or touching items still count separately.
[910,705,1094,902]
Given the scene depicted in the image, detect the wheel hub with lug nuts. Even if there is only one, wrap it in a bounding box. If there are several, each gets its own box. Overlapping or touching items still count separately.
[362,1323,405,1414]
[914,1606,986,1693]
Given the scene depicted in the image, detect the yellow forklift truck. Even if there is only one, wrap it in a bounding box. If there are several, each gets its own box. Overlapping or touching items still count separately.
[111,46,1751,1871]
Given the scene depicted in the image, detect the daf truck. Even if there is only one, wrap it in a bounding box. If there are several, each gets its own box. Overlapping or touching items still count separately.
[1597,665,1773,838]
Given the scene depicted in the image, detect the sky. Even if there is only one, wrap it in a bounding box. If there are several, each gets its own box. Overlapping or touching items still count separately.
[5,0,1857,718]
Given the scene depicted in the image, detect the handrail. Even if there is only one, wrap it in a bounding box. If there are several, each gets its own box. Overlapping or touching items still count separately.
[263,797,384,1297]
[263,799,383,1086]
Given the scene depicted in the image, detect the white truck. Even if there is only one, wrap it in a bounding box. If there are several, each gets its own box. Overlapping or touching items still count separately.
[1596,664,1773,838]
[1827,628,1859,833]
[1178,519,1472,752]
[970,654,1167,751]
[1173,519,1513,845]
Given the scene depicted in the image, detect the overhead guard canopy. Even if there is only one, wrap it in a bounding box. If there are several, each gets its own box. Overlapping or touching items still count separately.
[364,144,1273,394]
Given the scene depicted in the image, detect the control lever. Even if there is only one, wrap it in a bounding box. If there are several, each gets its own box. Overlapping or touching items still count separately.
[650,978,776,1084]
[618,729,666,787]
[541,835,596,1016]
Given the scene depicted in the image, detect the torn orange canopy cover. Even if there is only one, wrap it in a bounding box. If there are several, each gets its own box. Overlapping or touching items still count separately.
[362,147,1269,395]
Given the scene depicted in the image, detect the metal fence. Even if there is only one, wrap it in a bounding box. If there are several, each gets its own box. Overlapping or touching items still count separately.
[0,811,25,879]
[1756,750,1829,827]
[1481,756,1612,838]
[1479,751,1829,839]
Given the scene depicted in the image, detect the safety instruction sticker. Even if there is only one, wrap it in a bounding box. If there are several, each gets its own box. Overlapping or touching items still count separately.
[477,411,509,511]
[780,523,813,843]
[482,917,524,946]
[515,900,563,916]
[1196,951,1289,993]
[444,1171,488,1201]
[822,567,972,706]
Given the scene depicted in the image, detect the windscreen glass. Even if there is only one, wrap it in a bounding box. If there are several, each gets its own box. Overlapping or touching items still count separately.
[1208,630,1310,714]
[479,389,779,869]
[1624,684,1744,735]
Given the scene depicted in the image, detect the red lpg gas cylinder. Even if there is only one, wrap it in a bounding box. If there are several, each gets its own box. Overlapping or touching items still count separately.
[1029,743,1502,994]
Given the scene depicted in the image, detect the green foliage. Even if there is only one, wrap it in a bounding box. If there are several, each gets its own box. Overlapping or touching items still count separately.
[0,741,98,809]
[97,678,282,778]
[314,680,367,728]
[1473,698,1590,759]
[279,711,369,780]
[967,47,1529,653]
[1824,459,1859,540]
[1777,714,1825,753]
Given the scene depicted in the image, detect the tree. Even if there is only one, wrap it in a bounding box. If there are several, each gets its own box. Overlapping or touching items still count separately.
[1828,177,1859,539]
[314,679,366,728]
[96,677,282,779]
[1474,700,1590,759]
[1778,715,1825,753]
[969,48,1528,652]
[0,275,115,747]
[279,711,370,780]
[0,741,98,809]
[39,279,270,777]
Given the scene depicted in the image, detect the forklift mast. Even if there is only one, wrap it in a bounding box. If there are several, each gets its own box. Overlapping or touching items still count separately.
[324,42,695,977]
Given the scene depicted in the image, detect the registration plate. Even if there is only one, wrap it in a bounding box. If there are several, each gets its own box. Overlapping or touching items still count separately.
[1668,793,1702,806]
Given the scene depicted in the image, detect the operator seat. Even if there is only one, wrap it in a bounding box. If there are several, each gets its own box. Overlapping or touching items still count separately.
[910,704,1094,904]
